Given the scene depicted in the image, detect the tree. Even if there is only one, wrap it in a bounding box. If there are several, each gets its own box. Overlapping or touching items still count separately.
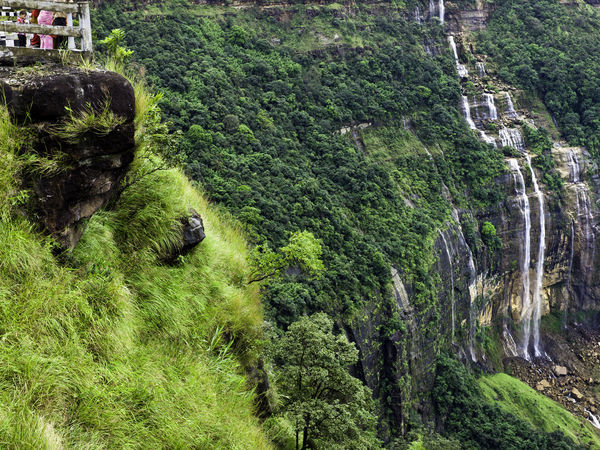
[272,313,380,450]
[248,231,325,284]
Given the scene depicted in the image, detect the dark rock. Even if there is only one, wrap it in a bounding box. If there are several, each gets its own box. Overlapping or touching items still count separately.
[0,65,135,249]
[164,209,206,261]
[180,209,206,254]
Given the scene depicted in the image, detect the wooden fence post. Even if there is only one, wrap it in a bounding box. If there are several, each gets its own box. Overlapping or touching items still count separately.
[78,1,92,52]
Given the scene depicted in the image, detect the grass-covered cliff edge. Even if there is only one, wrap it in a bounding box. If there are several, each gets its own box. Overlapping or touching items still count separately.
[0,69,270,447]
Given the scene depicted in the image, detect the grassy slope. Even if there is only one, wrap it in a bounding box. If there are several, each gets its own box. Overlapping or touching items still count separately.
[479,373,600,448]
[0,103,271,447]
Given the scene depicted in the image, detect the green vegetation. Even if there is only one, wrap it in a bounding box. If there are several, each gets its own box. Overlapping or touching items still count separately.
[0,77,270,447]
[479,373,600,448]
[478,0,600,158]
[433,356,583,449]
[271,313,379,449]
[93,0,505,343]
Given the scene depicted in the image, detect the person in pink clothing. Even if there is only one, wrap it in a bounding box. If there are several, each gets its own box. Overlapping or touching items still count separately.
[37,10,53,49]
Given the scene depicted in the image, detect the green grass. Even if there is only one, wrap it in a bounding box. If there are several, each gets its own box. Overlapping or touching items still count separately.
[0,90,272,447]
[479,373,600,448]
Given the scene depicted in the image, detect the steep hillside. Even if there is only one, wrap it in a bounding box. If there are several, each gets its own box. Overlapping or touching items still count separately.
[0,67,270,448]
[92,0,600,445]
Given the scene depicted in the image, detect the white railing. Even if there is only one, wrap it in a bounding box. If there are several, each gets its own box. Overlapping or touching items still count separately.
[0,0,92,53]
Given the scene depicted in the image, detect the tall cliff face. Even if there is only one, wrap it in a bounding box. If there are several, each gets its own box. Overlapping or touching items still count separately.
[350,0,600,431]
[0,66,135,248]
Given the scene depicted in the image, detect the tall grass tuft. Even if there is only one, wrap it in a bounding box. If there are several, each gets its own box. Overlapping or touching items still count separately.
[0,72,271,447]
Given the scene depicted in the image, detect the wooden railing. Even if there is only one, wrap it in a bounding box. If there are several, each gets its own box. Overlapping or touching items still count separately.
[0,0,92,55]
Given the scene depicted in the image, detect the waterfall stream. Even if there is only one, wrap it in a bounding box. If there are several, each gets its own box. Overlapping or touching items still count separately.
[499,127,525,151]
[439,0,445,23]
[461,96,476,129]
[508,159,532,359]
[483,93,497,120]
[504,92,518,119]
[526,153,546,358]
[476,62,486,77]
[449,36,468,78]
[440,232,455,342]
[586,409,600,429]
[568,149,596,280]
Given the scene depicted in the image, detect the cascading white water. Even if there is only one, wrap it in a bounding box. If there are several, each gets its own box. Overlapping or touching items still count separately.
[479,130,497,147]
[414,6,423,24]
[448,36,469,78]
[499,127,525,151]
[504,92,518,119]
[483,93,498,120]
[568,149,596,277]
[440,232,455,342]
[439,0,445,23]
[467,247,477,361]
[476,62,487,77]
[508,159,532,360]
[586,409,600,429]
[526,154,545,358]
[565,219,574,329]
[461,96,476,130]
[429,0,435,19]
[502,323,519,357]
[576,186,595,274]
[567,150,580,183]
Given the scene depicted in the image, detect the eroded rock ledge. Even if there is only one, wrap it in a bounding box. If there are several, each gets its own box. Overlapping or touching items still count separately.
[0,65,135,249]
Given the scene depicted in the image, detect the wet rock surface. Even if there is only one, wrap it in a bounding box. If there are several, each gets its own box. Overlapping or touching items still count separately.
[0,65,135,249]
[505,325,600,425]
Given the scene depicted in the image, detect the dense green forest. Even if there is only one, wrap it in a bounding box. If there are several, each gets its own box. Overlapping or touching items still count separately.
[93,1,504,333]
[478,0,600,155]
[89,0,600,446]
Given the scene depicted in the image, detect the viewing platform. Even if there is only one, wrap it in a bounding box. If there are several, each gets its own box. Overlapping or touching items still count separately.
[0,0,92,64]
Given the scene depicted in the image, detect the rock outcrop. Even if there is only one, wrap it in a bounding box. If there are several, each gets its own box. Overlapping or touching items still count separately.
[0,66,136,249]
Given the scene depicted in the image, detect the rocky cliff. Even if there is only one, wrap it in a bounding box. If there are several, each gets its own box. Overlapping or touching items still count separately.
[351,0,600,430]
[0,66,136,249]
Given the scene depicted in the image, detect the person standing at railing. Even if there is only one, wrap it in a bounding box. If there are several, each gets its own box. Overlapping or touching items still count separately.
[30,9,40,48]
[16,10,26,47]
[52,11,67,49]
[37,9,53,49]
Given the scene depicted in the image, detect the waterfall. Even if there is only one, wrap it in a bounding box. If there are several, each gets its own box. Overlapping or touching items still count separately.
[567,149,581,183]
[483,93,498,120]
[448,36,469,78]
[476,62,487,77]
[499,127,525,152]
[568,150,596,278]
[508,159,532,360]
[586,410,600,429]
[526,153,545,358]
[429,0,435,19]
[576,186,595,274]
[461,96,476,129]
[439,0,445,23]
[565,218,574,329]
[504,92,518,119]
[502,323,519,357]
[479,130,497,147]
[414,6,423,24]
[440,232,455,342]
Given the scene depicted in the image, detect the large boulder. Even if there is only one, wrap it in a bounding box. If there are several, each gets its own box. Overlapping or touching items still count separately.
[0,65,135,249]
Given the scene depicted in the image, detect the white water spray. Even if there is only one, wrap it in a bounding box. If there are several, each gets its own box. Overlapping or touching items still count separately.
[439,0,445,23]
[461,96,476,129]
[526,153,545,358]
[504,92,518,119]
[499,127,525,152]
[440,232,455,341]
[448,36,468,78]
[476,62,486,77]
[508,159,532,360]
[483,93,497,120]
